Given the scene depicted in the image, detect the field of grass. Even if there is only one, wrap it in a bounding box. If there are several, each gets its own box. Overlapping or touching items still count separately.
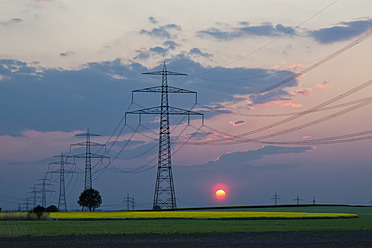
[0,205,371,237]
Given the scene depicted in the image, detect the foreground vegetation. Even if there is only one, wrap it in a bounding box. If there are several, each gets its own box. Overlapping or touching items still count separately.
[0,206,371,237]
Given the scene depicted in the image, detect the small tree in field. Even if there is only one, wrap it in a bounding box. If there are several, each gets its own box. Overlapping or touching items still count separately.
[77,188,102,212]
[33,205,46,220]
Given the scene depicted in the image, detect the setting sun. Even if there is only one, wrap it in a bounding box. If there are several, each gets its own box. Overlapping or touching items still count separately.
[215,189,226,199]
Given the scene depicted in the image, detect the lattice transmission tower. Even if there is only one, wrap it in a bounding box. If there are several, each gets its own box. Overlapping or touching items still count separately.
[70,129,110,190]
[271,192,280,205]
[48,153,78,212]
[126,63,204,210]
[35,177,54,207]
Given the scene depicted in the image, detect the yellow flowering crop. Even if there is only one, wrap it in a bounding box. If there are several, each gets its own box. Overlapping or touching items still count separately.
[49,211,357,220]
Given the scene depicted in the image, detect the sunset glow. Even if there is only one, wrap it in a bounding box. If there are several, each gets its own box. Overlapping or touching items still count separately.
[215,189,226,199]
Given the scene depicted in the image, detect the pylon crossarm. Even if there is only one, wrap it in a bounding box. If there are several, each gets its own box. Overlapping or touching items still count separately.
[142,71,187,76]
[73,153,110,159]
[70,142,106,147]
[133,86,196,94]
[126,106,203,116]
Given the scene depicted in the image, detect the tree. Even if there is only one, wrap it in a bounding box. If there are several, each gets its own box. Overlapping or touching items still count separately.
[46,205,59,212]
[33,205,46,220]
[77,188,102,212]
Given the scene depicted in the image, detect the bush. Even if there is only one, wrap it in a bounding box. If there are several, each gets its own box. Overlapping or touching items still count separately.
[33,205,46,220]
[46,205,59,212]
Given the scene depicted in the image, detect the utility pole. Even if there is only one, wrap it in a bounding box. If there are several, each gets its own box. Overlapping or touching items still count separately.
[293,195,303,205]
[123,194,135,210]
[36,177,54,207]
[271,192,280,205]
[23,196,31,211]
[28,185,39,209]
[48,153,78,212]
[70,129,110,190]
[126,63,204,210]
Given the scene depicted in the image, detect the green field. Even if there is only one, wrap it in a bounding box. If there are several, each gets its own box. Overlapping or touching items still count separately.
[0,205,371,237]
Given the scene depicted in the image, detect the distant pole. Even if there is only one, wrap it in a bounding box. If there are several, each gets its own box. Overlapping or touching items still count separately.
[70,129,110,191]
[271,192,280,205]
[293,195,303,205]
[35,177,54,207]
[312,196,316,205]
[124,194,135,210]
[48,153,78,212]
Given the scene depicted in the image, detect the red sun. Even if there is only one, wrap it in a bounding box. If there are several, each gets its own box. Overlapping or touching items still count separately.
[215,189,226,199]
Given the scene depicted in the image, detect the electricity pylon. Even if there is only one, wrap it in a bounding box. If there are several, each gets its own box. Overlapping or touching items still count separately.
[293,195,303,205]
[271,192,280,205]
[123,194,135,210]
[126,63,204,210]
[36,177,54,207]
[48,153,78,212]
[70,129,110,190]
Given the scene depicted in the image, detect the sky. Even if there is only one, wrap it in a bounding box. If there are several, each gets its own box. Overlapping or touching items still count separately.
[1,0,372,211]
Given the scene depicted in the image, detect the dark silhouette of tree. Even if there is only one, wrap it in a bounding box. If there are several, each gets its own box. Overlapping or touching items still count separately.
[46,205,59,212]
[77,188,102,212]
[33,205,46,220]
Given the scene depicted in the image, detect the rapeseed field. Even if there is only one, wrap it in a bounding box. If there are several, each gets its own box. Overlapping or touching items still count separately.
[48,211,357,220]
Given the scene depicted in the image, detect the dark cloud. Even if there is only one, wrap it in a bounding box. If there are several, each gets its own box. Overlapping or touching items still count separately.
[149,46,168,56]
[133,41,179,60]
[205,145,313,166]
[309,18,372,44]
[189,48,213,58]
[230,120,246,126]
[140,24,181,39]
[198,22,296,40]
[184,131,213,141]
[0,57,298,135]
[148,17,158,24]
[133,51,150,60]
[60,51,74,57]
[163,40,178,50]
[1,18,23,26]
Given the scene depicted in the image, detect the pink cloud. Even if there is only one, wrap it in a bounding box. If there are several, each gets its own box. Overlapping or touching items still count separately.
[281,102,303,108]
[0,130,83,163]
[229,120,246,126]
[269,100,303,108]
[317,81,331,89]
[302,136,311,139]
[291,88,313,96]
[273,63,305,71]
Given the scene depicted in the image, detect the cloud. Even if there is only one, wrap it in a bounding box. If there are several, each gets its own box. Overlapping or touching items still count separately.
[1,18,23,26]
[148,17,158,24]
[309,18,372,44]
[133,49,151,60]
[0,57,298,136]
[149,46,168,56]
[163,40,178,50]
[133,41,179,61]
[291,88,312,96]
[229,120,246,126]
[198,22,296,41]
[205,145,313,166]
[189,48,213,58]
[317,81,331,89]
[140,24,181,39]
[183,131,214,141]
[60,51,74,57]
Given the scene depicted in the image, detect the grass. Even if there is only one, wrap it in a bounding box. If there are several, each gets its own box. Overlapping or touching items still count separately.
[0,205,371,237]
